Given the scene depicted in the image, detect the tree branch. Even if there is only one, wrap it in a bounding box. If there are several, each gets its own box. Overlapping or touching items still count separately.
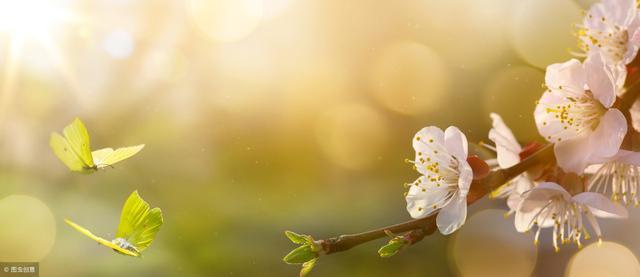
[620,78,640,113]
[318,144,555,255]
[310,70,640,258]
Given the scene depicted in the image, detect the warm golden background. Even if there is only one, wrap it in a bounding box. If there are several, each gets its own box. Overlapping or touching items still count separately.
[1,0,639,276]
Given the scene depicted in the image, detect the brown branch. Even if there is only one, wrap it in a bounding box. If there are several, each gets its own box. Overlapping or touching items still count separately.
[313,73,640,258]
[619,75,640,150]
[620,79,640,113]
[318,144,555,255]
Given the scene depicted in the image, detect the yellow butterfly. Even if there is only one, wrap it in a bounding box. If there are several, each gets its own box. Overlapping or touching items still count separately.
[50,118,144,173]
[65,191,163,257]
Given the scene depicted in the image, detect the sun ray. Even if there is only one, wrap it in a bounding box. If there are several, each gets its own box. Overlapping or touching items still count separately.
[39,34,84,103]
[0,36,24,127]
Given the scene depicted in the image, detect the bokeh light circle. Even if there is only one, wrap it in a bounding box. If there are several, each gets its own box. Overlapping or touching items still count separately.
[369,41,449,115]
[451,209,537,277]
[316,103,389,170]
[411,0,514,69]
[280,59,352,126]
[482,65,544,142]
[188,0,264,43]
[566,241,640,277]
[0,195,56,261]
[510,0,582,69]
[102,30,135,59]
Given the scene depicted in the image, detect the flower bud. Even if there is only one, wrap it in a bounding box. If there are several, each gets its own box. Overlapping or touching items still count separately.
[300,258,318,277]
[378,237,406,258]
[284,244,319,264]
[285,230,310,244]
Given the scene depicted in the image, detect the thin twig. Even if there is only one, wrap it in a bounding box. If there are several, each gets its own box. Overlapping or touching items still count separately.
[318,144,555,255]
[311,73,640,258]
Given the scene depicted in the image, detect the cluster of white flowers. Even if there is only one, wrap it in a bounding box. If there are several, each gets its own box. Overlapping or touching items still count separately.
[405,0,640,251]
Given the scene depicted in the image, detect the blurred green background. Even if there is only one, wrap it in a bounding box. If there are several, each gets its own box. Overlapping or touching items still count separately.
[1,0,639,276]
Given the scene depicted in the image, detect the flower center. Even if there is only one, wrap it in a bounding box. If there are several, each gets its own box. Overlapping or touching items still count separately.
[409,134,465,196]
[580,23,629,63]
[544,90,606,140]
[415,144,460,188]
[530,196,591,251]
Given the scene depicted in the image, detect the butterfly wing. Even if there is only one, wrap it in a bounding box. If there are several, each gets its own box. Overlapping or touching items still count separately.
[62,118,95,168]
[65,219,140,257]
[130,207,162,252]
[116,191,163,252]
[92,148,114,167]
[93,145,144,169]
[50,133,89,172]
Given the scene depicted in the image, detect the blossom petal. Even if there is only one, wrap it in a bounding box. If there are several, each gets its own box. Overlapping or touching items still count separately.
[534,182,572,199]
[506,192,524,211]
[631,28,640,47]
[534,90,580,142]
[405,176,451,219]
[515,199,542,232]
[557,109,626,173]
[627,14,640,63]
[612,149,640,166]
[412,126,445,175]
[515,182,567,232]
[436,194,467,235]
[585,0,636,29]
[585,52,616,107]
[573,192,629,218]
[413,126,445,154]
[554,136,593,174]
[489,113,521,168]
[514,174,535,193]
[612,63,628,92]
[605,0,636,25]
[544,59,585,91]
[457,159,473,196]
[589,108,627,159]
[629,10,640,42]
[583,164,603,175]
[444,126,468,161]
[504,175,535,210]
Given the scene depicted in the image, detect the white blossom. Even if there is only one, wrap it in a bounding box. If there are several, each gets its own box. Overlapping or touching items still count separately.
[534,53,627,174]
[579,0,640,67]
[405,126,473,235]
[488,113,522,169]
[515,182,627,251]
[486,113,535,216]
[587,150,640,205]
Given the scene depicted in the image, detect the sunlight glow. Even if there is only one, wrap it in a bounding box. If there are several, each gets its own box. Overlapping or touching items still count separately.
[369,41,449,115]
[0,0,67,38]
[0,38,23,125]
[189,0,264,42]
[103,31,135,59]
[0,0,73,127]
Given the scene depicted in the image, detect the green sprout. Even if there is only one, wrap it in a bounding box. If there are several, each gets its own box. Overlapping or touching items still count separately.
[283,231,320,276]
